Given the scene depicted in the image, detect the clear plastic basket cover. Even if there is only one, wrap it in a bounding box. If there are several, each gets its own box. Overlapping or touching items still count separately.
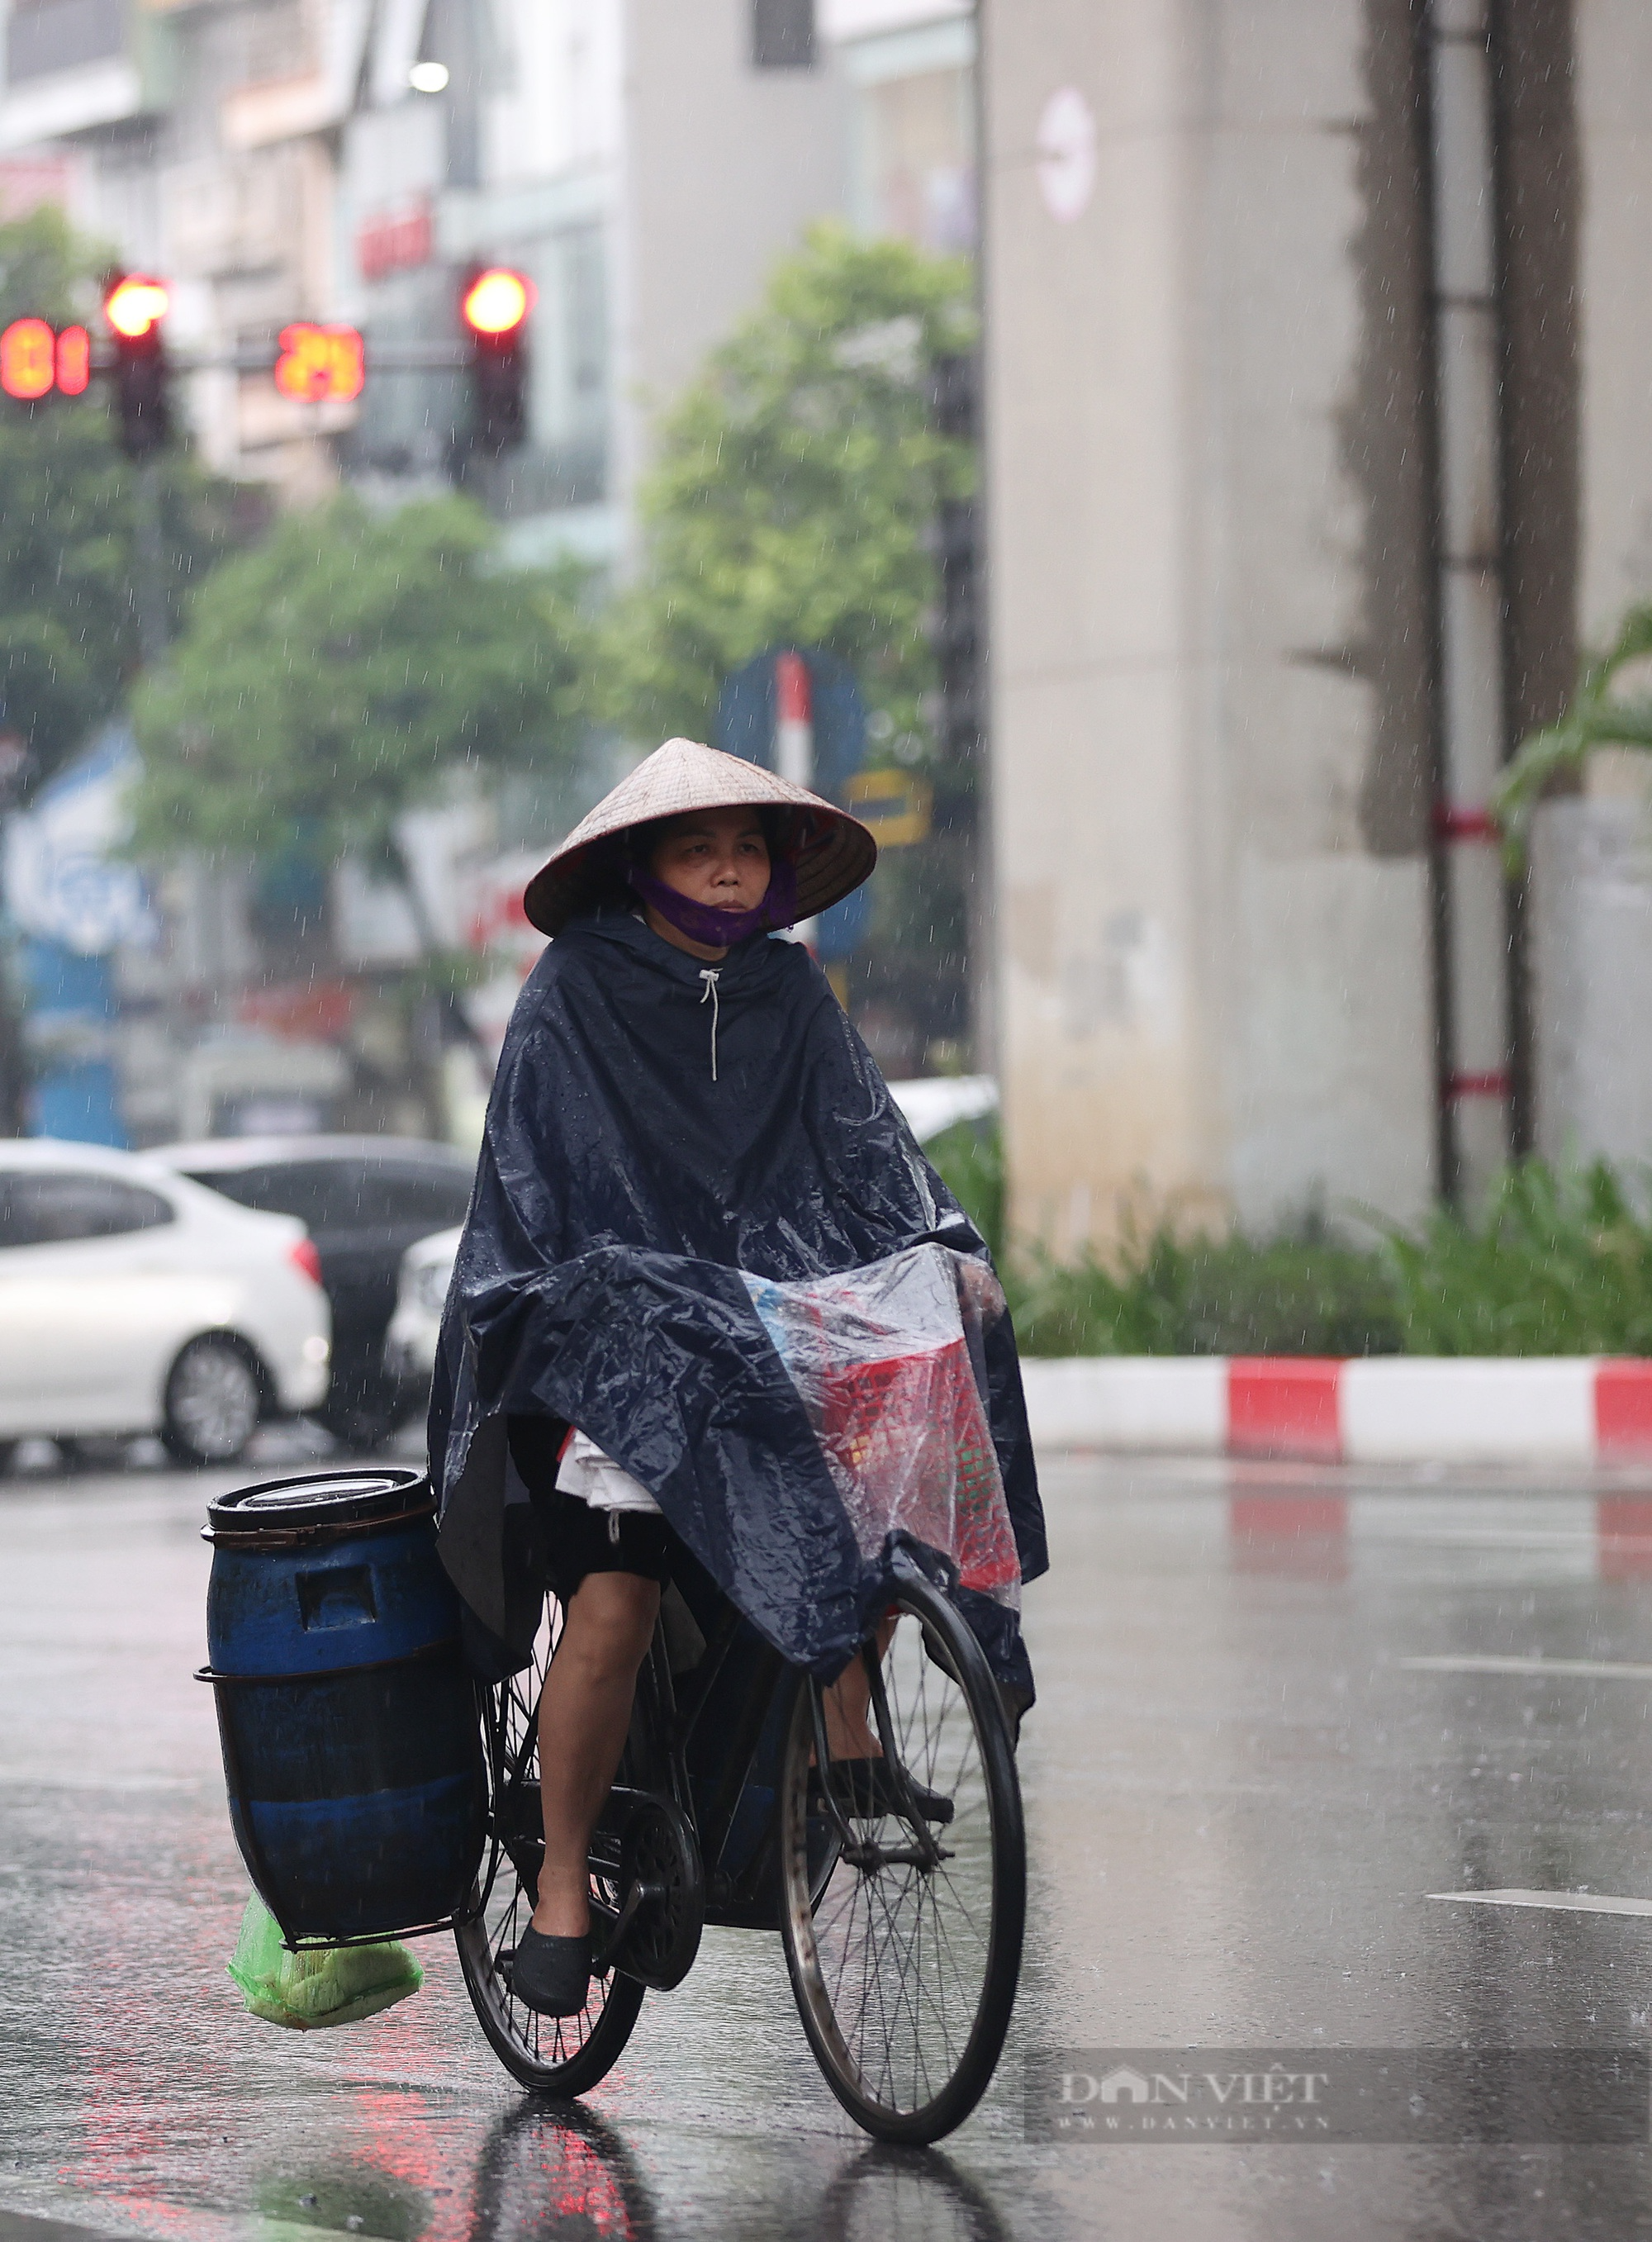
[743,1243,1021,1610]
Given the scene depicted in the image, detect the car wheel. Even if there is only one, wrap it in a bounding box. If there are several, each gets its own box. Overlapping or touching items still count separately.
[162,1337,263,1466]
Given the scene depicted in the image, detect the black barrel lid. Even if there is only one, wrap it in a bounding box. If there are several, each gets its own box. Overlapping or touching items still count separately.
[206,1467,431,1542]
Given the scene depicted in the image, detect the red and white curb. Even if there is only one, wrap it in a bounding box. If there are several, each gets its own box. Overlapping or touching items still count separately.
[1020,1356,1652,1466]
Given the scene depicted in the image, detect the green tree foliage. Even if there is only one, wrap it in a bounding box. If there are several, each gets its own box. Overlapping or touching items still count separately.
[1494,601,1652,864]
[0,207,237,795]
[132,492,592,866]
[609,223,975,748]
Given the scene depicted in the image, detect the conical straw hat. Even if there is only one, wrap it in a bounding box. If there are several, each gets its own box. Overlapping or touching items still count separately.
[522,737,878,937]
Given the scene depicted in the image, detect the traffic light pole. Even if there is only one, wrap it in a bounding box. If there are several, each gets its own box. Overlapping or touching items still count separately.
[132,457,168,670]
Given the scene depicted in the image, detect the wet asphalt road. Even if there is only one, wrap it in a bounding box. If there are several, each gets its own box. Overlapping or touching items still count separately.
[12,1449,1652,2239]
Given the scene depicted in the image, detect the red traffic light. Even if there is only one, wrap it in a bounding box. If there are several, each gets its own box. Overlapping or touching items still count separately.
[104,274,169,341]
[462,267,533,337]
[104,274,169,458]
[0,318,93,400]
[0,317,55,399]
[274,321,365,403]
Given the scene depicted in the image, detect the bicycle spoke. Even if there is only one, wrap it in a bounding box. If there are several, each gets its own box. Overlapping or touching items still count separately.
[456,1605,646,2092]
[786,1594,1012,2126]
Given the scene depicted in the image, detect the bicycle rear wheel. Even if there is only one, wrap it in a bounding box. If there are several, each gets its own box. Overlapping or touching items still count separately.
[455,1611,645,2094]
[777,1570,1025,2143]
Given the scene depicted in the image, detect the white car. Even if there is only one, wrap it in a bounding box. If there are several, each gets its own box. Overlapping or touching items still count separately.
[381,1076,1003,1389]
[385,1223,461,1386]
[0,1138,331,1469]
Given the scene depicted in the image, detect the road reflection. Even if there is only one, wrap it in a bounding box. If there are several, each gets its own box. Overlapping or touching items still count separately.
[251,2107,1014,2242]
[465,2102,653,2242]
[815,2145,1011,2242]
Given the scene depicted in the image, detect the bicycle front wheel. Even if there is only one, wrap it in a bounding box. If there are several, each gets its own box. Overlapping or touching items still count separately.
[777,1570,1025,2144]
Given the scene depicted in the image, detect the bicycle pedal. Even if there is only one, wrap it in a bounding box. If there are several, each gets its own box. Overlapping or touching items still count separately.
[809,1760,955,1826]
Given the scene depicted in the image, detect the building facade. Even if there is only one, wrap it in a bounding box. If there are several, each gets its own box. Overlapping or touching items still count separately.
[0,0,975,1141]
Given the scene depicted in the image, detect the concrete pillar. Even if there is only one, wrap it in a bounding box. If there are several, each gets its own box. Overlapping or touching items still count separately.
[1526,0,1652,1171]
[1574,0,1652,647]
[984,0,1437,1254]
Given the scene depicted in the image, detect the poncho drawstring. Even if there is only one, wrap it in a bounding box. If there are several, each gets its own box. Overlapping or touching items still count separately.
[698,968,722,1081]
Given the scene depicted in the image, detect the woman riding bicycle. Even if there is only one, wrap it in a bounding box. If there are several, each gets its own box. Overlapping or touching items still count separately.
[428,738,1046,2019]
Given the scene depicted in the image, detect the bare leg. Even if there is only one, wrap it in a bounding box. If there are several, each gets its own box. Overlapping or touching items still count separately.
[534,1570,661,1938]
[821,1611,898,1760]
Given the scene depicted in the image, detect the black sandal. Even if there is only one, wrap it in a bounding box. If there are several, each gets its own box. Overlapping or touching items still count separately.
[510,1927,592,2016]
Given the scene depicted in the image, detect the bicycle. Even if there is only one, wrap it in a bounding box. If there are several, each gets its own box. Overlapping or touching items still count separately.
[454,1542,1026,2145]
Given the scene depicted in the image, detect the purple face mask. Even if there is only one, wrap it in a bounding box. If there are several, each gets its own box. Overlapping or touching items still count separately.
[627,854,800,949]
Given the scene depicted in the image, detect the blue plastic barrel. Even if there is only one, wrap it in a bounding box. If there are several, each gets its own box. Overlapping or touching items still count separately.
[202,1468,487,1944]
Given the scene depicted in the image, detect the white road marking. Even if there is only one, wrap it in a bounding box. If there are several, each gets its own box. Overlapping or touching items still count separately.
[1400,1654,1652,1682]
[1431,1888,1652,1917]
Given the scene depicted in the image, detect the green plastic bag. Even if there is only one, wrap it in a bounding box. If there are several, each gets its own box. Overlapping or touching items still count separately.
[226,1893,423,2031]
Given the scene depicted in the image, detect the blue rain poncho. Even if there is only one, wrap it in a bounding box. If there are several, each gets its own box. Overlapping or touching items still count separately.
[429,910,1045,1693]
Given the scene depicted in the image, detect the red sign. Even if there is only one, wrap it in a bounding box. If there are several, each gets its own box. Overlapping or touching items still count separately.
[356,198,433,283]
[239,980,356,1043]
[274,322,365,403]
[0,155,74,223]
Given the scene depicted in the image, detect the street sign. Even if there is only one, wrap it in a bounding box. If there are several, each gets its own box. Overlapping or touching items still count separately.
[274,321,366,403]
[845,767,933,848]
[2,727,156,956]
[714,644,871,963]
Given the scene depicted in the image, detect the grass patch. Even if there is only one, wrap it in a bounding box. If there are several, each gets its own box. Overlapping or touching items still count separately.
[1386,1158,1652,1355]
[1007,1223,1404,1358]
[927,1121,1652,1356]
[925,1114,1004,1264]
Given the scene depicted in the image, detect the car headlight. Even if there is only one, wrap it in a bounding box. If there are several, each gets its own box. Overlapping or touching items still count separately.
[302,1335,330,1366]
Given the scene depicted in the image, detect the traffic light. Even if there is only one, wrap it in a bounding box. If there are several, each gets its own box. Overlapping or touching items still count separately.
[104,273,169,458]
[461,266,532,454]
[0,317,91,401]
[274,321,366,403]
